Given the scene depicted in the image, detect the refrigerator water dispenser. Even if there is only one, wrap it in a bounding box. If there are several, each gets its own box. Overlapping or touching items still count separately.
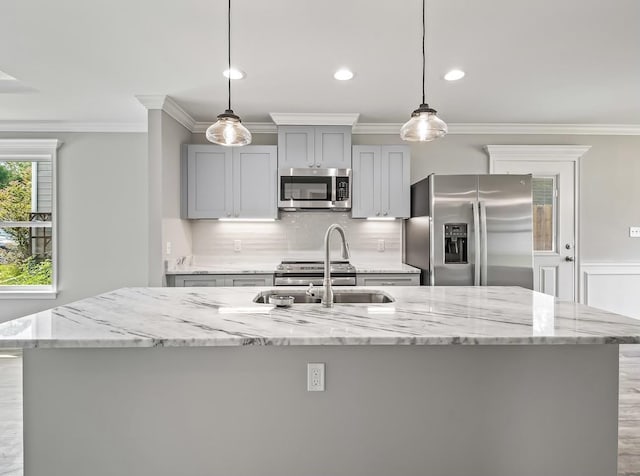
[444,223,468,264]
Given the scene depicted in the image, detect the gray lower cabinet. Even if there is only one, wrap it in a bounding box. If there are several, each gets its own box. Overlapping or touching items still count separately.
[278,126,351,169]
[168,275,227,287]
[352,145,410,218]
[356,274,420,286]
[182,145,277,219]
[225,275,274,287]
[167,274,274,287]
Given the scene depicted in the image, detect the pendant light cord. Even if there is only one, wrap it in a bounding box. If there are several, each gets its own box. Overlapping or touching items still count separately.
[227,0,232,111]
[422,0,426,105]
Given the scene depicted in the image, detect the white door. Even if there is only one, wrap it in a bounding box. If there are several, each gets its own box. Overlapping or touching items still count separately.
[492,160,576,300]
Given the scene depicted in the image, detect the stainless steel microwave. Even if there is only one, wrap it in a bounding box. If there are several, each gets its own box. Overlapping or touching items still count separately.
[278,168,352,210]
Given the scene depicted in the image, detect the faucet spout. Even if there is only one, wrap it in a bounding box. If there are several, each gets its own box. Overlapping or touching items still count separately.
[322,224,350,308]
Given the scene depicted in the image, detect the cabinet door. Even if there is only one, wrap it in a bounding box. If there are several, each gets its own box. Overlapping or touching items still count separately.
[351,146,381,218]
[185,145,233,219]
[314,126,352,168]
[356,274,420,286]
[172,275,226,287]
[277,126,315,168]
[381,146,410,218]
[233,146,278,218]
[225,274,274,287]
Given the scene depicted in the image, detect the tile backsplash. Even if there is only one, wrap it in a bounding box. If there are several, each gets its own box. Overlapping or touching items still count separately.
[191,212,402,264]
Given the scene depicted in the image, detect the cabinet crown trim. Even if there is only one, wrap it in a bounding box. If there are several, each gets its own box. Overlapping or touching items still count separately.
[270,113,360,126]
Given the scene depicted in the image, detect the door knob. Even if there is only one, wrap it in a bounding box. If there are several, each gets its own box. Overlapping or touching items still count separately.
[565,256,574,262]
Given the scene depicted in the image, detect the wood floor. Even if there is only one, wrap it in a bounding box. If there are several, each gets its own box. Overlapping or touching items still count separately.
[0,347,638,476]
[619,345,640,476]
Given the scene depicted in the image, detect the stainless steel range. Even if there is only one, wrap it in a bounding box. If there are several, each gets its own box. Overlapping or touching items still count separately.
[274,260,356,286]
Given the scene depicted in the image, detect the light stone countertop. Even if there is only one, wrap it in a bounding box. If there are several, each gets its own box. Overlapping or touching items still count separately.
[165,262,420,275]
[1,286,639,349]
[165,263,279,275]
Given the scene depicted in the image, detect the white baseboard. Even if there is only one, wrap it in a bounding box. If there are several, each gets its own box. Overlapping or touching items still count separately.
[580,263,640,319]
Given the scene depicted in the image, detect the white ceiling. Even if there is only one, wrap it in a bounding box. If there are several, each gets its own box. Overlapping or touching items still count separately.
[0,0,638,126]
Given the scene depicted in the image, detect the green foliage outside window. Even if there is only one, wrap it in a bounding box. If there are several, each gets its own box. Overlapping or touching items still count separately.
[0,162,52,286]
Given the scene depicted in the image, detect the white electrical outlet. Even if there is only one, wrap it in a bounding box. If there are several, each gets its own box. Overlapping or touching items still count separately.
[307,363,325,392]
[166,241,172,255]
[630,227,640,238]
[233,240,242,251]
[377,239,385,252]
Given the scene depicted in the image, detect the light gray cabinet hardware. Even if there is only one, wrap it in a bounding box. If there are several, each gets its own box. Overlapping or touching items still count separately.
[278,126,351,169]
[352,145,410,218]
[356,273,419,286]
[183,145,277,219]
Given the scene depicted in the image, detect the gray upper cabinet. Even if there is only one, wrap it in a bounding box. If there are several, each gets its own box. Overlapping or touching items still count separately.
[277,126,315,168]
[278,126,351,169]
[352,145,410,218]
[314,126,351,168]
[183,145,277,219]
[184,145,233,219]
[233,147,278,218]
[352,146,381,218]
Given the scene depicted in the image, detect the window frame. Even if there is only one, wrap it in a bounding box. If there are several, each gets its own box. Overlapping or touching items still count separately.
[0,139,60,299]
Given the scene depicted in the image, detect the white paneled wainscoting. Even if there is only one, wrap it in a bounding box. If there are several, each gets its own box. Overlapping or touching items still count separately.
[580,263,640,319]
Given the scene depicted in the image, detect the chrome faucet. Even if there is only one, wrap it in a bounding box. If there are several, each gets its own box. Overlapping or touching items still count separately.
[322,224,350,307]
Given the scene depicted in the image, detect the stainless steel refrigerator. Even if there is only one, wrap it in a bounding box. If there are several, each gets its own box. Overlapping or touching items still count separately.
[404,174,534,289]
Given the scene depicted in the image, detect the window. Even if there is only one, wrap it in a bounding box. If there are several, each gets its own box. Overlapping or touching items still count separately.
[0,140,60,298]
[532,176,556,252]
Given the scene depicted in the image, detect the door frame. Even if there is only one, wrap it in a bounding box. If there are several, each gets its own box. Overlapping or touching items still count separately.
[486,145,591,301]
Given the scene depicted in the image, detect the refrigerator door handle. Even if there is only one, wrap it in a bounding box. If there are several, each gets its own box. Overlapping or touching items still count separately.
[472,201,480,286]
[480,201,488,286]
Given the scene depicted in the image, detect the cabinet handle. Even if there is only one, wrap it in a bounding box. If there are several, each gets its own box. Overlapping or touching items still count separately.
[376,212,380,216]
[383,211,388,216]
[226,213,231,217]
[308,164,313,168]
[316,164,320,168]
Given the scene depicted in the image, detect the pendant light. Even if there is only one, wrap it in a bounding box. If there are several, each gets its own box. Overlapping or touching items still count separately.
[206,0,252,146]
[400,0,447,142]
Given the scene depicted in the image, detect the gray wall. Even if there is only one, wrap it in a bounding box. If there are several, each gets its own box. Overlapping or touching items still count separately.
[0,132,148,323]
[147,111,193,286]
[161,112,192,268]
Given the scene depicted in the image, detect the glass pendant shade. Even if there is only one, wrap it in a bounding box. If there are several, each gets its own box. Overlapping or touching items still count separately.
[206,110,252,146]
[400,104,448,142]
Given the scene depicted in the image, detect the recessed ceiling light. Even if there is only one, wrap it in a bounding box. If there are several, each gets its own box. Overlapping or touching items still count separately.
[223,68,246,80]
[444,69,465,81]
[334,69,354,81]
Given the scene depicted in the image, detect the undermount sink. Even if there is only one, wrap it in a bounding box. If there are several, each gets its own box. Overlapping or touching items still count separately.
[253,290,395,305]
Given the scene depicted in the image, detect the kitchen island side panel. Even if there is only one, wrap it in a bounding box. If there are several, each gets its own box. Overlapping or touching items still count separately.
[24,345,618,476]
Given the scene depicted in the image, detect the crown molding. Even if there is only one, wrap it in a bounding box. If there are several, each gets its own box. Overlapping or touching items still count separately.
[354,123,640,135]
[449,123,640,135]
[191,121,640,136]
[0,139,63,157]
[191,121,277,134]
[0,121,146,133]
[135,95,195,131]
[269,112,360,126]
[486,145,592,161]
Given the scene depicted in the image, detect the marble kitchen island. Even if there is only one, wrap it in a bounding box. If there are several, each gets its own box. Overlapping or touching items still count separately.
[1,286,640,476]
